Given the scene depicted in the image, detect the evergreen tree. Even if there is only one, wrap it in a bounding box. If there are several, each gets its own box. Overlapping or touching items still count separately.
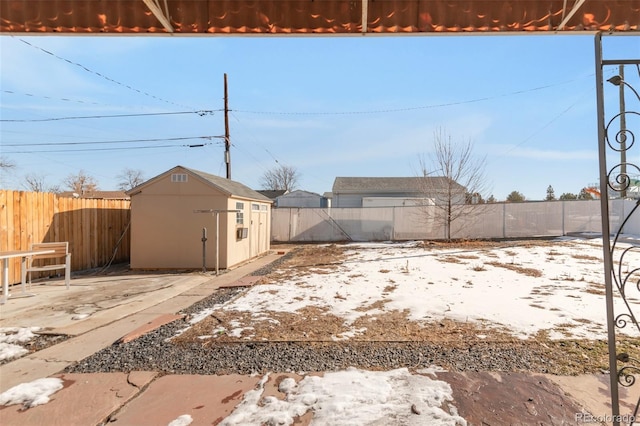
[559,192,578,200]
[506,191,525,202]
[545,185,556,201]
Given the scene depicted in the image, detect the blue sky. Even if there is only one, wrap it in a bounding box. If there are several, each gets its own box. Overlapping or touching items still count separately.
[1,34,638,200]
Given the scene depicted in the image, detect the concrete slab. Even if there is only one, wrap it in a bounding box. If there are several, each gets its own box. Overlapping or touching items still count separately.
[437,371,587,424]
[0,358,70,393]
[1,312,160,392]
[110,374,261,426]
[0,372,157,426]
[218,275,261,288]
[117,314,185,344]
[547,373,640,425]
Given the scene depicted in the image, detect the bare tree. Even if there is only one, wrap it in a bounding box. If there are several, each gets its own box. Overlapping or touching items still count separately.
[0,157,17,189]
[418,129,489,241]
[23,173,61,193]
[0,157,15,170]
[116,168,145,191]
[63,170,99,195]
[260,164,300,192]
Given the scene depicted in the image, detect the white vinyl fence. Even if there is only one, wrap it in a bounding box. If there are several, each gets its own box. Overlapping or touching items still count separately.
[271,199,639,242]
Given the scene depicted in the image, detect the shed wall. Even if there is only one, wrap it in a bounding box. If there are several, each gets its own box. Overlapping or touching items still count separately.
[223,198,271,268]
[130,173,231,269]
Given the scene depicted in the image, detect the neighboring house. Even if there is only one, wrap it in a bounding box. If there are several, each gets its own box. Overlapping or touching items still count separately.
[331,177,466,208]
[323,192,333,208]
[256,190,288,207]
[126,165,271,271]
[58,190,130,200]
[276,190,329,208]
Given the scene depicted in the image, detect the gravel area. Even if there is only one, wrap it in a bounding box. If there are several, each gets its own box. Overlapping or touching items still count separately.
[61,246,618,377]
[65,285,569,376]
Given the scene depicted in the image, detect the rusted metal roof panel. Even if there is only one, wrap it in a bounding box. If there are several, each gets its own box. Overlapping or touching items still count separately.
[1,1,638,34]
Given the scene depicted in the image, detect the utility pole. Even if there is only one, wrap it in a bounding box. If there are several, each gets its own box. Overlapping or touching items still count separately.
[619,65,627,199]
[224,73,231,179]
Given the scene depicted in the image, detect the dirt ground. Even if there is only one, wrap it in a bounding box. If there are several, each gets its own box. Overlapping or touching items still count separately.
[173,241,640,375]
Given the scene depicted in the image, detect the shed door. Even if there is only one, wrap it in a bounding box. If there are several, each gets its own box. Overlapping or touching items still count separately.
[250,204,261,258]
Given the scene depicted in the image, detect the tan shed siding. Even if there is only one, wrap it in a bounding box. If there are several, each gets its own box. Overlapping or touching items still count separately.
[129,166,271,271]
[138,172,217,196]
[222,197,271,269]
[225,198,250,268]
[130,192,228,269]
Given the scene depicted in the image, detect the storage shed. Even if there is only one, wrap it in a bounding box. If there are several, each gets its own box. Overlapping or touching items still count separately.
[127,166,272,271]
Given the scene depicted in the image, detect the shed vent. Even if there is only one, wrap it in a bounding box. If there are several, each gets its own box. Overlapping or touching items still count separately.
[171,173,187,183]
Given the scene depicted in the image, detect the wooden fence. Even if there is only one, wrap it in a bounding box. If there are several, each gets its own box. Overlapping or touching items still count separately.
[0,190,131,285]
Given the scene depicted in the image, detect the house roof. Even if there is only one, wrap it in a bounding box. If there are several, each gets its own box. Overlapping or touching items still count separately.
[257,190,288,200]
[278,190,323,198]
[1,1,637,34]
[332,177,465,193]
[128,166,272,202]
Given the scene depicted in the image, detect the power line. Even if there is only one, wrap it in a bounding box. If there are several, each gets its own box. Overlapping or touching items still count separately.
[15,37,197,111]
[2,90,101,105]
[488,89,593,164]
[232,80,586,116]
[2,135,225,147]
[0,110,218,123]
[4,143,213,154]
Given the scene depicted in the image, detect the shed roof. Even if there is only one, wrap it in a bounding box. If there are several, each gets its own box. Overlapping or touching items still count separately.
[1,1,637,34]
[128,165,272,202]
[332,176,465,193]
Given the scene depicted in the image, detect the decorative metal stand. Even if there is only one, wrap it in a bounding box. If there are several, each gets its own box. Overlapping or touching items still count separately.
[595,33,640,426]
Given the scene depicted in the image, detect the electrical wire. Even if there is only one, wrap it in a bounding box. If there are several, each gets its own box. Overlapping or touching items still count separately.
[4,143,213,154]
[15,37,197,111]
[232,79,587,116]
[2,90,101,105]
[0,110,218,123]
[2,135,225,147]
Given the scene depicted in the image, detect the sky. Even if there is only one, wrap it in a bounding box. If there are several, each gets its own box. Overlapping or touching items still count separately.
[0,237,635,422]
[1,34,639,200]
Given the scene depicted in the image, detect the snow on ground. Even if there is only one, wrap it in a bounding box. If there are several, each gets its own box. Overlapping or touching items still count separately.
[220,367,465,426]
[0,326,40,361]
[0,368,465,426]
[2,237,639,420]
[0,378,63,409]
[209,238,640,340]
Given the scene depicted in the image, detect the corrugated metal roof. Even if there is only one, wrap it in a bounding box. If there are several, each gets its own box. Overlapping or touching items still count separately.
[1,0,637,34]
[332,176,465,192]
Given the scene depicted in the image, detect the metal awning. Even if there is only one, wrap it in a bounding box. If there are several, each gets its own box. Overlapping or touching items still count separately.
[1,0,638,35]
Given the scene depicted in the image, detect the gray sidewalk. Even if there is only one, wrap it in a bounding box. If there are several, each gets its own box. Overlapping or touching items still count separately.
[0,252,285,392]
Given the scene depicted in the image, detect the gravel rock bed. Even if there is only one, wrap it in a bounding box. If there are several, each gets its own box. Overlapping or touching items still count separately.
[248,248,299,277]
[65,285,561,376]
